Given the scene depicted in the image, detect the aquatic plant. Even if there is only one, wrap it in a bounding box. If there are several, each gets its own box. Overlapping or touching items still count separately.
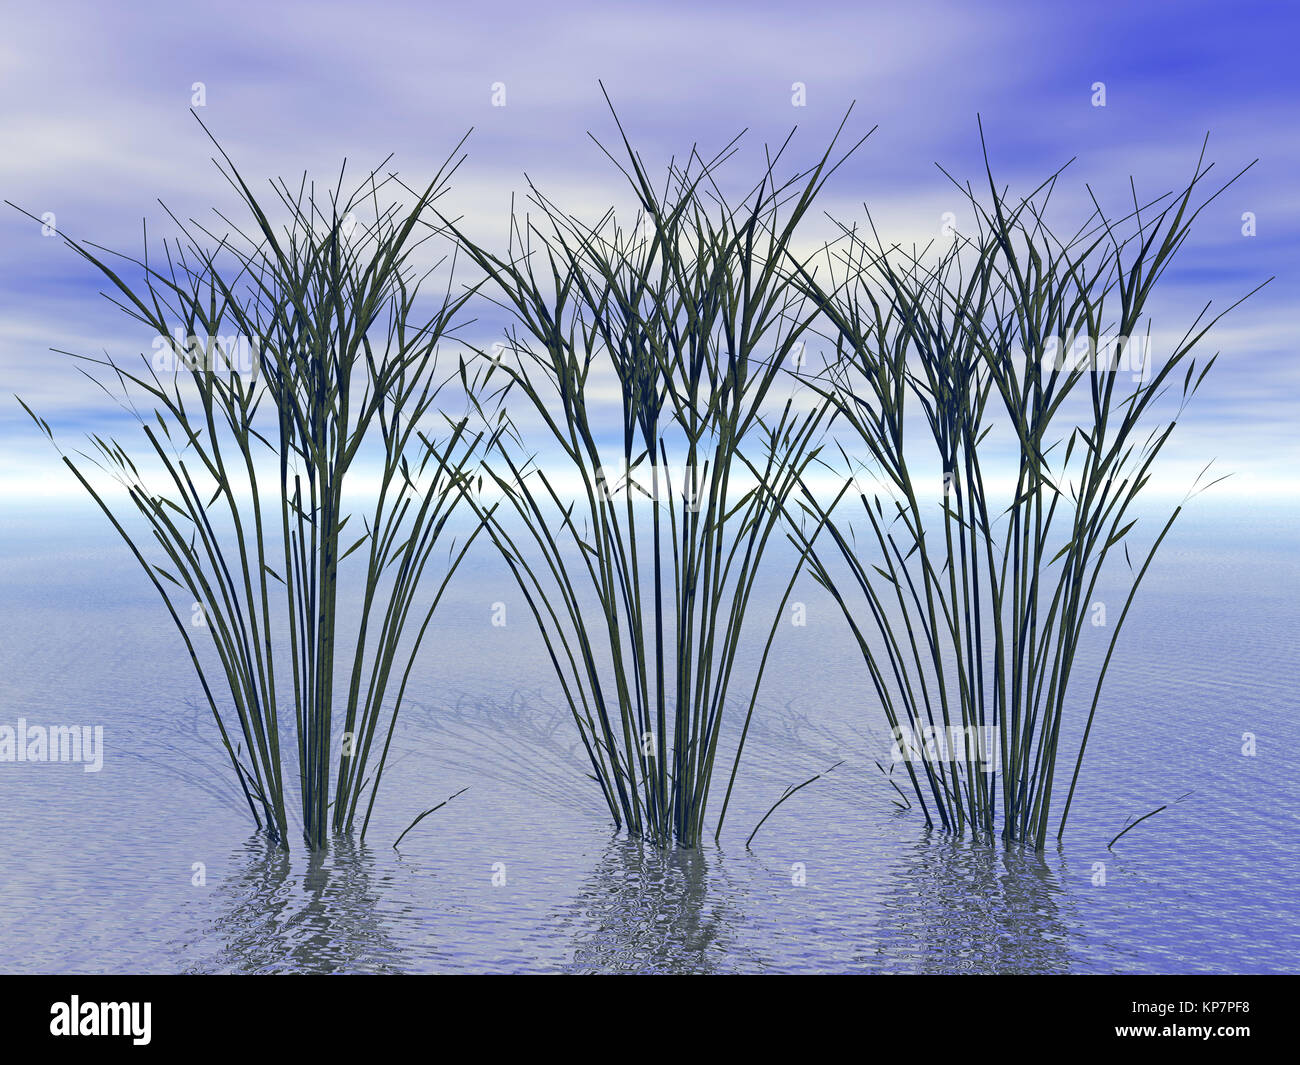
[15,125,488,849]
[789,136,1263,849]
[450,102,865,847]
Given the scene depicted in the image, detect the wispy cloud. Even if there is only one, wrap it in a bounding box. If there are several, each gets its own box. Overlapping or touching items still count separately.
[2,0,1295,500]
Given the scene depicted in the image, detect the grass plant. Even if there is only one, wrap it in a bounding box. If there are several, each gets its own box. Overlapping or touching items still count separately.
[450,101,866,847]
[787,134,1264,849]
[15,124,488,849]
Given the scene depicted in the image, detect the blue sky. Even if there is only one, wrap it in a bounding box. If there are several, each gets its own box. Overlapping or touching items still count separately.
[1,0,1296,504]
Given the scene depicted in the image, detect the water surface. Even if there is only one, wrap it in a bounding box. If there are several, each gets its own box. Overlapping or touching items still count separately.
[1,501,1295,973]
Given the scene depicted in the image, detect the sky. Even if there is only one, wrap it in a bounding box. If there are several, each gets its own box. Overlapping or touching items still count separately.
[1,0,1296,508]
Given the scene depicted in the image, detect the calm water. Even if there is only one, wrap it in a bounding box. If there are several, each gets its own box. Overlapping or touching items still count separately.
[1,500,1296,974]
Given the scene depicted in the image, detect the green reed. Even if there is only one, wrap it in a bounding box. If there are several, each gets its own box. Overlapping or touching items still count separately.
[450,104,865,846]
[789,136,1265,849]
[15,126,487,849]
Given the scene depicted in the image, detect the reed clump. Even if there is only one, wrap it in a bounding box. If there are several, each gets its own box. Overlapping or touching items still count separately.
[16,125,487,849]
[450,104,865,847]
[789,135,1264,849]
